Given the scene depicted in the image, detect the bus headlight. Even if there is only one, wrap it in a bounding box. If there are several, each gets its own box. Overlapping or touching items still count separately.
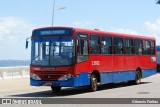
[59,74,72,81]
[30,74,41,80]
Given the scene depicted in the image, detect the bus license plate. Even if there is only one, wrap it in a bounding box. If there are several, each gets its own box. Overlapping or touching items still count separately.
[44,82,52,86]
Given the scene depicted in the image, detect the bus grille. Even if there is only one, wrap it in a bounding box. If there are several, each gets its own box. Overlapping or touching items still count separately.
[33,71,67,80]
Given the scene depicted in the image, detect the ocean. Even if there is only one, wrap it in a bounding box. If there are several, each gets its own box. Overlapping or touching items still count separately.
[0,60,30,67]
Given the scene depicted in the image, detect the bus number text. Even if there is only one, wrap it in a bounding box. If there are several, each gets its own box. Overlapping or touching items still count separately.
[92,61,100,66]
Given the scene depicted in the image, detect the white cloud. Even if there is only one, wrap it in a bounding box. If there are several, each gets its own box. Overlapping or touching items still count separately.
[109,28,138,35]
[0,17,33,46]
[0,17,34,60]
[144,19,160,45]
[72,20,95,28]
[110,26,160,45]
[144,19,160,34]
[108,18,160,46]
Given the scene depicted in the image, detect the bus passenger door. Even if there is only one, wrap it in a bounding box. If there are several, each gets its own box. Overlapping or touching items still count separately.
[75,33,90,75]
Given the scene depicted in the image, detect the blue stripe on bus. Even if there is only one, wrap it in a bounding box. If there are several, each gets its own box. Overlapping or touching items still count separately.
[100,71,135,84]
[142,69,157,78]
[30,69,157,87]
[100,69,157,84]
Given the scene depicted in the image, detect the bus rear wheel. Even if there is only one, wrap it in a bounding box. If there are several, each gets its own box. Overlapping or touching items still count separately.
[89,74,98,92]
[51,86,61,93]
[129,70,141,85]
[134,70,141,85]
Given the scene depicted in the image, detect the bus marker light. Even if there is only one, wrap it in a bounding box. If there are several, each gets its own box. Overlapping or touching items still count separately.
[59,74,72,81]
[31,74,41,80]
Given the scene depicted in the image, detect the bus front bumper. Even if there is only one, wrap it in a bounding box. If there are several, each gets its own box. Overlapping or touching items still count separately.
[30,72,90,87]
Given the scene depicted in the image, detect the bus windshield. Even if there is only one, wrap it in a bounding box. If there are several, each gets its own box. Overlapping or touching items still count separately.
[31,38,75,66]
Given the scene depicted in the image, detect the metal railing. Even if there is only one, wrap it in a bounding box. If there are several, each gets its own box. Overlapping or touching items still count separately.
[0,66,29,80]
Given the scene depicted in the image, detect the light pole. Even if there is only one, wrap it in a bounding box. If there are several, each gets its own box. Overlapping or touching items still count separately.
[52,0,56,26]
[52,0,67,26]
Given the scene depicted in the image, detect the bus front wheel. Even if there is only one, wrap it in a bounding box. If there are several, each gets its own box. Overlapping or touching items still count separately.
[51,86,61,93]
[89,74,98,92]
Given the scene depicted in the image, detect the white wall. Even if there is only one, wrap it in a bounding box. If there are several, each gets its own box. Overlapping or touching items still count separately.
[0,66,29,80]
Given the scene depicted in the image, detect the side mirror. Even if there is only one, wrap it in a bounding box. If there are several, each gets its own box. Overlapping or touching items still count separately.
[26,37,31,49]
[26,40,29,49]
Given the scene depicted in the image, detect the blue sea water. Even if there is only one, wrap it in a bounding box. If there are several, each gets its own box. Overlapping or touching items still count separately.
[0,60,30,67]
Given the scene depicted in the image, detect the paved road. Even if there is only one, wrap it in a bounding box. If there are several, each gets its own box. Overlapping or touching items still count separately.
[0,74,160,107]
[0,73,160,98]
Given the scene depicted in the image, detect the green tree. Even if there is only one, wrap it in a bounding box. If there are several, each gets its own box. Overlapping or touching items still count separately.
[156,0,160,4]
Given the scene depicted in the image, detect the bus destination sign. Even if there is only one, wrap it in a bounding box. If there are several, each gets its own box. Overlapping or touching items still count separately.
[40,30,66,36]
[32,28,73,37]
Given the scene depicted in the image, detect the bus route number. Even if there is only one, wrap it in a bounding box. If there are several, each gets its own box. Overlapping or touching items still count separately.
[92,61,100,66]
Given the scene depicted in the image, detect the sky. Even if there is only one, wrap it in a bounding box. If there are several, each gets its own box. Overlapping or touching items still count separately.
[0,0,160,60]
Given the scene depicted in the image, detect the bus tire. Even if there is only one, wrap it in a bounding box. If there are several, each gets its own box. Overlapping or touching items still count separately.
[129,70,141,85]
[51,86,61,93]
[134,70,141,85]
[89,74,98,92]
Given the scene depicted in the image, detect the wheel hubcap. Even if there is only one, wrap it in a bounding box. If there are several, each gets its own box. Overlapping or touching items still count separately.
[92,77,97,90]
[136,72,141,83]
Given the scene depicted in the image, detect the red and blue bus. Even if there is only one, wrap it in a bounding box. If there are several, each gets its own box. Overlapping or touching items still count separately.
[26,26,157,92]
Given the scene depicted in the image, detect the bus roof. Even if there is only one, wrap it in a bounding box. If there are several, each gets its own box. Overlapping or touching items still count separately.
[33,26,155,40]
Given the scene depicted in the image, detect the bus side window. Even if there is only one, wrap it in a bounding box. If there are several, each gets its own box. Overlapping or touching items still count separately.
[124,38,133,55]
[90,35,100,54]
[113,37,123,55]
[143,40,151,55]
[134,39,143,55]
[151,41,155,55]
[101,36,112,54]
[77,34,89,63]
